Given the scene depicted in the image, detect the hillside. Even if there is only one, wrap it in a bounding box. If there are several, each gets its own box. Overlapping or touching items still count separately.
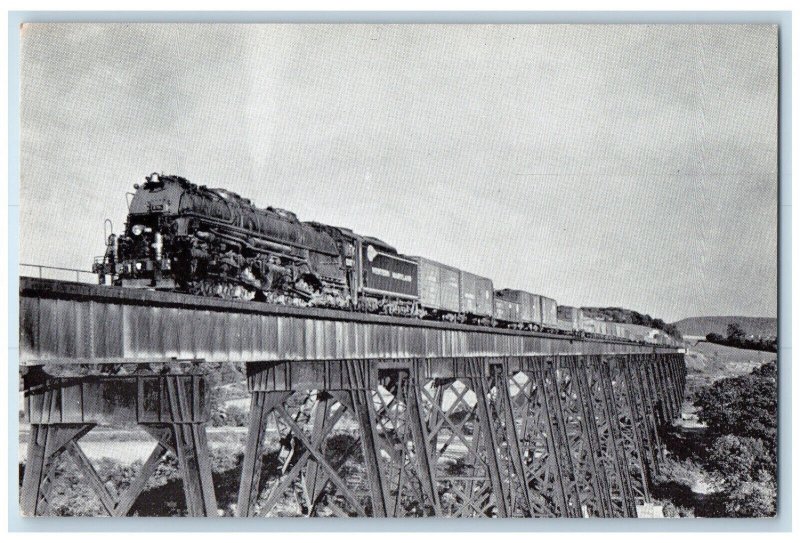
[673,316,777,338]
[683,340,777,399]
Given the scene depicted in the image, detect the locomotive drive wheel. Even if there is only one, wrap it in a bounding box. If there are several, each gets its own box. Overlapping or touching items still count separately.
[190,280,256,301]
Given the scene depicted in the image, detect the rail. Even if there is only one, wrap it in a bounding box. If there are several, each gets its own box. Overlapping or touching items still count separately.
[19,263,97,284]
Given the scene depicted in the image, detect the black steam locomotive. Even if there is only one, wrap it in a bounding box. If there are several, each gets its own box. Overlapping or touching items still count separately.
[94,173,421,317]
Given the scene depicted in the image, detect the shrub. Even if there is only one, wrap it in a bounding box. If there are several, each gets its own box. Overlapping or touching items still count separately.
[695,361,777,462]
[209,403,250,427]
[689,361,778,518]
[723,478,777,518]
[706,435,771,485]
[662,500,695,518]
[224,404,250,427]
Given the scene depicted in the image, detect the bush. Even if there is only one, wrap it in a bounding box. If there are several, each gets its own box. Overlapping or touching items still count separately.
[653,456,706,488]
[210,403,250,427]
[689,361,778,517]
[723,478,777,518]
[662,500,695,518]
[224,404,250,427]
[695,361,777,462]
[706,435,772,485]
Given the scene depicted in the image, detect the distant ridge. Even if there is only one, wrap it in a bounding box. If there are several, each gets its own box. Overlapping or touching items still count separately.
[672,316,777,338]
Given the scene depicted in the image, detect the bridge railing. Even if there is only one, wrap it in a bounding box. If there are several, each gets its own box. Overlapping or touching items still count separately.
[19,263,97,284]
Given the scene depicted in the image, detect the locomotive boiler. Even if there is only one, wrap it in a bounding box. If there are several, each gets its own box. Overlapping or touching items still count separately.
[94,175,324,307]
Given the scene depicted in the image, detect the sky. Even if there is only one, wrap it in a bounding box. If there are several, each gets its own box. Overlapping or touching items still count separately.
[19,24,778,322]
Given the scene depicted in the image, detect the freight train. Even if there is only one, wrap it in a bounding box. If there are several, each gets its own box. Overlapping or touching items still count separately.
[93,173,679,347]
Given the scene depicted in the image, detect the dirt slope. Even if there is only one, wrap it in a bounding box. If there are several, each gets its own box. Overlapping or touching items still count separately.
[672,316,777,337]
[683,340,777,398]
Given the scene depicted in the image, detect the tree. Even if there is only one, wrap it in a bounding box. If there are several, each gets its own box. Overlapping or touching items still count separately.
[706,435,772,484]
[727,322,746,342]
[705,330,777,353]
[723,478,777,518]
[693,361,778,518]
[694,361,777,463]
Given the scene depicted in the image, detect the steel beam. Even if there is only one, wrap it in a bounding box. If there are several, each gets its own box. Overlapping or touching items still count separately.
[398,367,442,516]
[539,361,584,517]
[20,324,685,519]
[609,356,652,503]
[20,277,679,367]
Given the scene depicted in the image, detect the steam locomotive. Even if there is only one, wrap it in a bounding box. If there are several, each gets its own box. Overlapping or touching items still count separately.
[92,173,678,346]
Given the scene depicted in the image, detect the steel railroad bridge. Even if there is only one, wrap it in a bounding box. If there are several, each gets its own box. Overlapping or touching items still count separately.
[19,277,685,518]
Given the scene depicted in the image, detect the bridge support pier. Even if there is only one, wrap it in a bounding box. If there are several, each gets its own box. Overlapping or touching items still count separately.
[237,359,446,517]
[20,364,218,517]
[421,358,531,518]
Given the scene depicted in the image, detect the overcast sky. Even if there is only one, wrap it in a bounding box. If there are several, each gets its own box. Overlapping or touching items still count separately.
[20,24,777,322]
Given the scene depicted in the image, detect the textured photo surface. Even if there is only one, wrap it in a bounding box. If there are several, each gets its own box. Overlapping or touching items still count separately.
[18,23,778,519]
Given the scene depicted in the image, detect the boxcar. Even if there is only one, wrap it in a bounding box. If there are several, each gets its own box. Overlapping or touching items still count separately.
[413,256,461,315]
[555,319,573,335]
[557,305,584,333]
[493,297,521,325]
[496,289,535,327]
[460,270,494,318]
[524,293,542,325]
[539,296,558,330]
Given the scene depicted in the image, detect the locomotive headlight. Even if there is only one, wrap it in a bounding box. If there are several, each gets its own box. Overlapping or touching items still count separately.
[131,224,145,236]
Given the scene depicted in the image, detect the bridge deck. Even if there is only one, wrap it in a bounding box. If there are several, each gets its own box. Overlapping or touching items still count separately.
[19,277,676,366]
